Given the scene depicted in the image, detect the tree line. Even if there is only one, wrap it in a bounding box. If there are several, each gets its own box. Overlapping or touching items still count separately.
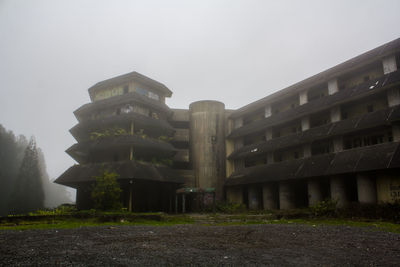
[0,124,71,216]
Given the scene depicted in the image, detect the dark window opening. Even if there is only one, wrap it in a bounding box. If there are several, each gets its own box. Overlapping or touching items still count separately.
[363,76,370,82]
[311,140,332,155]
[310,111,330,128]
[294,152,299,159]
[343,129,389,150]
[123,85,129,94]
[367,104,374,113]
[244,156,267,168]
[274,153,283,162]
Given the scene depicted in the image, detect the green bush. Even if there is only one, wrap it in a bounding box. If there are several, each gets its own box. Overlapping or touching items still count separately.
[215,202,247,213]
[91,170,122,211]
[311,199,337,217]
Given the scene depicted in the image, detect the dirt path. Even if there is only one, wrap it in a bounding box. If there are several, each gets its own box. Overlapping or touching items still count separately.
[1,224,399,266]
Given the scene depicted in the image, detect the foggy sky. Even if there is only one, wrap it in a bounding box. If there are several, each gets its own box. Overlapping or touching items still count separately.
[1,0,399,196]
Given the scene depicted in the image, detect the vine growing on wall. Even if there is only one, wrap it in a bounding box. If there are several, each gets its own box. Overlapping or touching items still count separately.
[89,127,173,143]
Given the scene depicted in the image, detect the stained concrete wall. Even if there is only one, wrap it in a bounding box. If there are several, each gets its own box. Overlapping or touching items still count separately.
[189,100,226,200]
[376,172,400,203]
[226,186,243,204]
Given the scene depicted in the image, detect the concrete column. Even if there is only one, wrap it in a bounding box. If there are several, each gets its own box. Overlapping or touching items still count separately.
[267,152,274,164]
[248,186,260,210]
[328,79,339,95]
[330,176,348,208]
[299,90,308,105]
[330,106,341,122]
[265,128,272,141]
[265,105,272,118]
[279,181,296,209]
[393,125,400,142]
[387,88,400,107]
[263,184,278,209]
[234,117,243,129]
[382,55,397,74]
[303,144,312,158]
[357,174,377,204]
[308,179,322,206]
[226,187,243,204]
[333,136,343,152]
[189,101,226,200]
[301,116,310,131]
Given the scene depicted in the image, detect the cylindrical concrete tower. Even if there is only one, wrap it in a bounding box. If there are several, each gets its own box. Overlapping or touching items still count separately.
[189,100,226,200]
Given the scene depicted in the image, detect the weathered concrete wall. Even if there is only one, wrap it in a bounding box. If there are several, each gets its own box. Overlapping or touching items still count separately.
[171,109,189,122]
[189,100,226,200]
[248,186,261,210]
[226,186,243,204]
[357,174,377,204]
[279,181,296,209]
[263,183,278,209]
[307,179,322,206]
[330,176,348,208]
[376,172,400,203]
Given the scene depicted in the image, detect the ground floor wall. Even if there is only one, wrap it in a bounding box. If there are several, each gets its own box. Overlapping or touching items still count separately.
[75,180,181,212]
[225,169,400,210]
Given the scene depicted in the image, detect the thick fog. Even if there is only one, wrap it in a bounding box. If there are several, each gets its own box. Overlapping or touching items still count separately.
[0,0,399,199]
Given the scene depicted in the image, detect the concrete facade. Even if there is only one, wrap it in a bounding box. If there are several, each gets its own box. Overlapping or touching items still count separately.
[57,38,400,212]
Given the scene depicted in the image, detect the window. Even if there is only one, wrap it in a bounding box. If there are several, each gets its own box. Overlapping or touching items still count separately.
[363,76,370,82]
[136,87,148,96]
[148,91,160,101]
[123,85,129,94]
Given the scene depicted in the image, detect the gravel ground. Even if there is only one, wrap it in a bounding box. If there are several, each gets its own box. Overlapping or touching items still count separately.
[0,224,399,266]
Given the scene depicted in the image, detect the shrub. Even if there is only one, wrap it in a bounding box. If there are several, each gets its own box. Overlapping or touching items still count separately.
[311,199,337,217]
[215,202,247,213]
[91,170,122,211]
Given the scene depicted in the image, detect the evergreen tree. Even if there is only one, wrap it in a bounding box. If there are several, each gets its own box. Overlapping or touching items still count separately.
[9,137,45,214]
[0,125,19,215]
[37,148,71,207]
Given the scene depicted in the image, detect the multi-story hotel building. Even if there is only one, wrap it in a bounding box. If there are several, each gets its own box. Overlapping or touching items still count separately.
[56,38,400,211]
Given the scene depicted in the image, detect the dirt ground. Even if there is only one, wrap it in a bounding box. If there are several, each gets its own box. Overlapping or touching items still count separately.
[1,223,399,266]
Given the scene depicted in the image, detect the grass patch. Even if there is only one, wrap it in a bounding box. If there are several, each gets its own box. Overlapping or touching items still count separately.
[0,215,194,231]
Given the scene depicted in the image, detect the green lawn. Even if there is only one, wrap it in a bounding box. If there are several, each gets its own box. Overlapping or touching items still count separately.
[1,214,399,234]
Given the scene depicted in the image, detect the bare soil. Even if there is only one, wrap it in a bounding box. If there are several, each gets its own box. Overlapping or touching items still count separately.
[1,224,399,266]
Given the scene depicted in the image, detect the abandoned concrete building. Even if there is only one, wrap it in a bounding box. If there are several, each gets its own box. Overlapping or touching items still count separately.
[56,38,400,211]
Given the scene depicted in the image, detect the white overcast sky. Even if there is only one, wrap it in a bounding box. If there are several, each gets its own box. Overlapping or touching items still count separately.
[0,0,399,188]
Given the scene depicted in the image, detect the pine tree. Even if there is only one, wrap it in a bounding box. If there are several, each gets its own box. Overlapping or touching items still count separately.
[9,137,45,214]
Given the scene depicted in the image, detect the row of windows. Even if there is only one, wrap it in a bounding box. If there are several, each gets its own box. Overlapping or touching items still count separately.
[239,94,389,147]
[236,127,394,169]
[94,85,160,102]
[239,60,394,129]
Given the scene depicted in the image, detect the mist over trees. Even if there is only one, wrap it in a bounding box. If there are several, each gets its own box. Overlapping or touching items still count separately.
[0,124,71,216]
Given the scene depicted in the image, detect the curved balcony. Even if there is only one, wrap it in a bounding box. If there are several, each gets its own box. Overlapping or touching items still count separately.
[228,70,400,139]
[74,92,171,121]
[55,160,186,188]
[228,105,400,160]
[66,135,177,164]
[226,142,400,186]
[70,112,175,142]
